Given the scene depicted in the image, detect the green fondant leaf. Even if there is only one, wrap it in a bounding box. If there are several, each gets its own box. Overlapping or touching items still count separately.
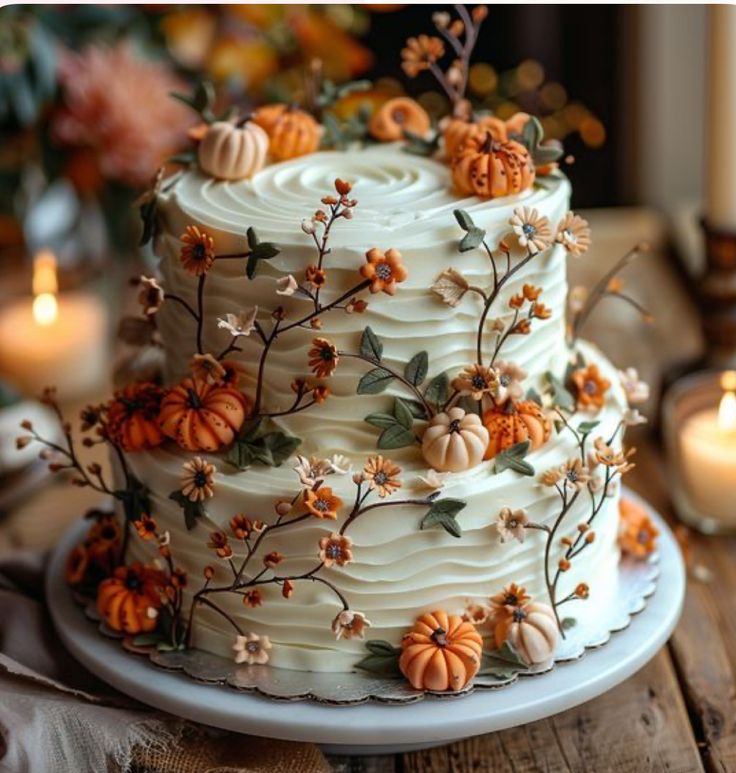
[525,387,542,404]
[544,371,575,411]
[118,475,151,524]
[355,640,402,677]
[478,641,531,679]
[459,226,486,253]
[402,128,440,157]
[169,490,205,531]
[514,115,564,166]
[250,242,280,261]
[420,498,466,538]
[453,209,475,232]
[377,424,416,450]
[393,397,414,430]
[364,412,396,429]
[495,441,534,476]
[577,420,600,434]
[404,399,429,419]
[360,326,383,363]
[404,351,429,386]
[226,427,301,471]
[424,372,450,408]
[357,367,394,394]
[562,617,577,630]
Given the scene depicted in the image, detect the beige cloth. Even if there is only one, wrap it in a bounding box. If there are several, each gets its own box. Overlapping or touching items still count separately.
[0,551,330,773]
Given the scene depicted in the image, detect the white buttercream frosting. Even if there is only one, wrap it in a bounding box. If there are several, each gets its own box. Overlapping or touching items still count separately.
[120,145,628,673]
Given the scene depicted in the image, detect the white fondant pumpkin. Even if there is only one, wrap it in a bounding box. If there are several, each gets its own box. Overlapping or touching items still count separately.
[507,602,558,666]
[198,121,269,181]
[421,407,489,472]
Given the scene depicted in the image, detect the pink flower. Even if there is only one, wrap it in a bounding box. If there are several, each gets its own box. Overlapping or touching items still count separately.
[53,43,194,187]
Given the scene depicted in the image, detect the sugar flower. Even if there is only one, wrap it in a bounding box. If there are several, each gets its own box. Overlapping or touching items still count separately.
[180,225,215,276]
[303,487,343,520]
[242,590,263,608]
[431,268,469,307]
[417,468,449,491]
[134,514,158,541]
[452,364,499,402]
[401,34,445,77]
[137,276,164,316]
[319,533,354,568]
[190,353,226,385]
[509,207,552,255]
[217,308,258,338]
[619,500,659,559]
[555,212,592,257]
[623,408,647,426]
[207,530,233,559]
[560,458,591,492]
[360,247,408,295]
[332,609,371,640]
[294,455,335,487]
[181,457,216,502]
[363,455,402,498]
[619,367,650,405]
[232,632,271,665]
[496,507,529,543]
[308,338,339,378]
[275,274,298,296]
[572,363,611,412]
[494,360,526,403]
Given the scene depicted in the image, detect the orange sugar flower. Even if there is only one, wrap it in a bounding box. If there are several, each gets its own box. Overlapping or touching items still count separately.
[312,384,330,404]
[303,486,343,520]
[360,247,408,295]
[619,498,659,559]
[134,514,158,541]
[180,225,215,276]
[401,34,445,77]
[305,265,327,288]
[308,338,339,378]
[230,513,253,540]
[207,530,233,559]
[522,284,542,301]
[319,532,354,568]
[242,589,263,608]
[363,455,402,497]
[572,363,611,411]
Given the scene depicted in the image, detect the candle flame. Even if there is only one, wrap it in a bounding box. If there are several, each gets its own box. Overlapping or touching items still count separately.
[31,250,58,327]
[718,390,736,433]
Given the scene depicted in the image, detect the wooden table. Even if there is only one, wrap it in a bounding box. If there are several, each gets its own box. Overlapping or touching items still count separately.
[2,208,730,772]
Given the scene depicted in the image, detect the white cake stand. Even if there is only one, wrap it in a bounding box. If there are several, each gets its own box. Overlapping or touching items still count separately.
[46,489,685,755]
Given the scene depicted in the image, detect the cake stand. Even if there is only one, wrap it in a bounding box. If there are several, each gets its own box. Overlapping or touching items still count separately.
[46,489,685,755]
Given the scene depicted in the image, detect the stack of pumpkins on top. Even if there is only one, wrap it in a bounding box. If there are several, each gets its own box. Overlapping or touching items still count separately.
[193,93,549,201]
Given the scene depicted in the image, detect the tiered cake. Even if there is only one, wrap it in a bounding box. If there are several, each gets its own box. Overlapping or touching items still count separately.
[32,6,657,694]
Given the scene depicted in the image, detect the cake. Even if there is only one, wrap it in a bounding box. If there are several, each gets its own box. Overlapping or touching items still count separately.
[26,7,658,695]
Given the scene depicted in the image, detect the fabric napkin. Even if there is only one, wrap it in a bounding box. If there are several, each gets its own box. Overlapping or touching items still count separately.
[0,551,330,773]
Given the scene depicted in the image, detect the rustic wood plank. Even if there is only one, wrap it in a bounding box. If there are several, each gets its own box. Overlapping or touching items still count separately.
[328,755,397,773]
[403,649,703,773]
[629,436,736,772]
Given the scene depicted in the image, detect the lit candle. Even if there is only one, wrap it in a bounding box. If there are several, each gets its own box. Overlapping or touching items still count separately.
[706,5,736,230]
[680,371,736,524]
[0,251,109,399]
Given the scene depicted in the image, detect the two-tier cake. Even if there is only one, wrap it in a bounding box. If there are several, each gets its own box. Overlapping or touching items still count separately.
[26,6,658,695]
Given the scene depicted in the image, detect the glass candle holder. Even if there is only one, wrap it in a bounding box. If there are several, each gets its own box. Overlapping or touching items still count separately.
[663,369,736,534]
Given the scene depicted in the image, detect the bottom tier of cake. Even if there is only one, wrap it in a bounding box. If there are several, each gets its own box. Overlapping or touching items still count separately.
[121,342,627,673]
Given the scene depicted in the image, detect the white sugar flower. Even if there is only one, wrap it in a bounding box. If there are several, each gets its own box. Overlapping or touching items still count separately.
[496,507,529,543]
[494,360,527,403]
[417,469,449,491]
[509,206,552,255]
[327,454,351,475]
[623,408,647,426]
[294,455,334,487]
[217,307,258,337]
[232,633,271,665]
[331,610,371,641]
[619,368,650,404]
[275,275,298,296]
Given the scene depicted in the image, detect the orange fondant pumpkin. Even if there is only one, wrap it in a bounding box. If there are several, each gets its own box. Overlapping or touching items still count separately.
[96,563,166,635]
[443,115,508,159]
[399,610,483,692]
[106,382,165,452]
[252,103,322,161]
[158,376,250,452]
[482,400,551,460]
[369,97,431,142]
[452,132,535,198]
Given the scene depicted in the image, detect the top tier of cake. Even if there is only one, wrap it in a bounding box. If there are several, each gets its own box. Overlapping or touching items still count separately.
[154,143,571,459]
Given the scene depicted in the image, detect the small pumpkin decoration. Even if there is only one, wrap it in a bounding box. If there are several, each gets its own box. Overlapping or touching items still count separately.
[106,382,165,452]
[452,132,535,198]
[497,601,558,666]
[369,97,431,142]
[96,563,167,635]
[197,120,269,181]
[158,376,251,452]
[421,407,489,472]
[443,115,508,159]
[482,400,551,460]
[252,103,322,161]
[400,610,483,692]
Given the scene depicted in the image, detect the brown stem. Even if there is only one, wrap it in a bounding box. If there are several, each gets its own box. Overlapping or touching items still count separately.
[195,274,206,354]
